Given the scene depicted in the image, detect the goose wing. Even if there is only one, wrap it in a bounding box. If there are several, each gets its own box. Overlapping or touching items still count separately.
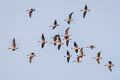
[41,33,45,40]
[65,27,70,35]
[69,12,73,19]
[54,20,57,25]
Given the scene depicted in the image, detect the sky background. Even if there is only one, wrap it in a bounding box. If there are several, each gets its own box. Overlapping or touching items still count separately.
[0,0,120,80]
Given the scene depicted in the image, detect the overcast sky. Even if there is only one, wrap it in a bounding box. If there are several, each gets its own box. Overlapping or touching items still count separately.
[0,0,120,80]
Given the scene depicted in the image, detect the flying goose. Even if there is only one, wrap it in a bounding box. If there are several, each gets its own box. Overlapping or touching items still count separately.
[71,42,80,53]
[64,51,72,63]
[9,38,18,51]
[62,27,71,47]
[87,45,95,50]
[80,5,90,19]
[65,12,73,25]
[50,20,60,29]
[56,34,64,50]
[104,61,114,72]
[93,52,102,64]
[50,35,58,46]
[38,33,47,48]
[27,53,36,64]
[27,8,35,18]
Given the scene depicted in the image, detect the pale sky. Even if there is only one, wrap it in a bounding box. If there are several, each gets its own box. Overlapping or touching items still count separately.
[0,0,120,80]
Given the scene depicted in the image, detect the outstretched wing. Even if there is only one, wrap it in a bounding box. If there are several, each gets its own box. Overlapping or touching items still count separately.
[29,56,33,64]
[12,38,16,47]
[69,12,73,19]
[75,49,78,53]
[66,39,69,47]
[74,42,78,48]
[84,5,88,10]
[41,43,45,48]
[41,34,45,40]
[108,66,112,71]
[58,44,61,50]
[67,50,70,55]
[54,20,57,25]
[29,12,32,18]
[65,27,70,35]
[67,57,70,63]
[83,11,87,18]
[96,59,100,64]
[97,52,101,57]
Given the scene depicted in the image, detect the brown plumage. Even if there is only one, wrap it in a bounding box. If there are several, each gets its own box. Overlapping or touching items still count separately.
[80,5,90,19]
[104,61,114,72]
[56,34,64,50]
[27,8,35,18]
[65,12,73,25]
[62,27,71,47]
[27,53,36,64]
[95,52,102,64]
[9,38,18,51]
[71,42,80,53]
[50,20,60,29]
[38,33,47,48]
[64,51,72,63]
[87,45,95,50]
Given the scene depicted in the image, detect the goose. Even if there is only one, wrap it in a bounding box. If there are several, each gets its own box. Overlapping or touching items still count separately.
[65,36,71,47]
[93,52,102,64]
[50,35,58,46]
[27,53,36,64]
[65,12,73,25]
[27,8,35,18]
[64,51,72,63]
[71,42,80,53]
[56,34,64,50]
[77,47,85,58]
[104,61,114,72]
[9,38,18,51]
[62,27,71,47]
[38,33,47,48]
[87,45,95,50]
[62,27,70,39]
[50,20,60,29]
[74,57,81,63]
[80,5,90,19]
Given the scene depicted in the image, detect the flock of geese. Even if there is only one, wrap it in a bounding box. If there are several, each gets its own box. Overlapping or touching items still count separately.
[8,5,114,72]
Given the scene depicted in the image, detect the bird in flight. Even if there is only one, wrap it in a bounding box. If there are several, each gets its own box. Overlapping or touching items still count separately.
[27,53,36,64]
[87,45,95,50]
[38,33,47,48]
[56,34,64,50]
[104,61,114,72]
[50,20,60,29]
[62,27,71,47]
[77,47,85,58]
[93,52,102,64]
[65,12,73,25]
[80,5,90,19]
[27,8,35,18]
[64,51,72,63]
[9,38,18,51]
[51,35,58,46]
[71,42,80,53]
